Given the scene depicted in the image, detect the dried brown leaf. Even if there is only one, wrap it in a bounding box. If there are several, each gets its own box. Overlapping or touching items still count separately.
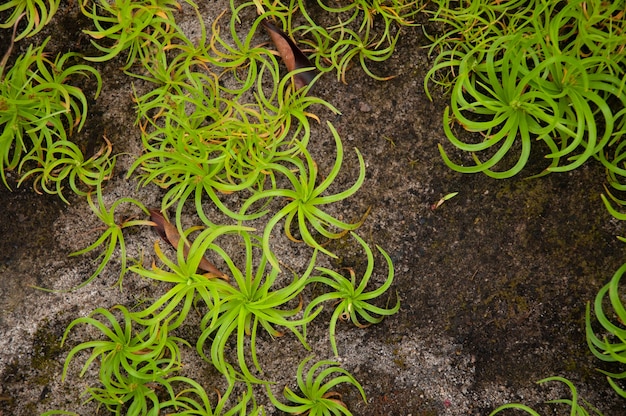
[149,209,228,280]
[262,19,316,89]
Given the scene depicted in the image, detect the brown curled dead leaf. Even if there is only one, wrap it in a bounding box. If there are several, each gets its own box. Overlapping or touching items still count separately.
[262,19,316,89]
[149,209,228,280]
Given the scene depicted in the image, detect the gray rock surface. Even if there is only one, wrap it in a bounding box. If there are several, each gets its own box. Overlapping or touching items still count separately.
[1,1,626,415]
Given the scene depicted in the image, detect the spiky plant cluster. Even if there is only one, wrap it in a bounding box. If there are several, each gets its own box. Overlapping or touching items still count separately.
[0,38,107,198]
[425,0,626,183]
[0,0,413,414]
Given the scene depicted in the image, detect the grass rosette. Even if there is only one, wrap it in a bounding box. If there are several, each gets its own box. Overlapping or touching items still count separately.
[266,355,366,416]
[130,87,315,230]
[61,305,188,415]
[157,371,266,415]
[62,180,153,291]
[489,377,602,416]
[129,223,254,331]
[19,136,115,204]
[0,0,60,40]
[248,0,420,83]
[426,0,626,179]
[586,262,626,398]
[304,232,400,357]
[79,0,187,67]
[195,230,321,383]
[128,11,339,230]
[0,38,103,189]
[209,5,285,95]
[60,304,265,415]
[438,31,559,178]
[238,121,367,270]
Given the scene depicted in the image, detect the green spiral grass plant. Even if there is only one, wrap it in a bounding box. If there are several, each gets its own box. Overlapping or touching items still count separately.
[61,305,188,414]
[586,262,626,398]
[0,0,60,40]
[79,0,185,67]
[128,16,337,231]
[196,231,321,383]
[328,26,400,83]
[251,67,339,155]
[52,374,264,415]
[438,30,621,177]
[249,0,420,83]
[157,372,266,415]
[129,223,253,331]
[426,0,626,179]
[0,38,102,189]
[209,6,282,95]
[67,180,153,290]
[130,93,278,229]
[19,136,114,204]
[267,355,366,416]
[438,31,559,178]
[423,0,533,65]
[292,0,420,83]
[239,121,367,270]
[489,377,602,415]
[304,232,399,357]
[130,108,264,229]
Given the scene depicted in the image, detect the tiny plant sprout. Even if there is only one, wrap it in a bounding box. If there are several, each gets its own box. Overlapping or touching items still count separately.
[431,192,458,211]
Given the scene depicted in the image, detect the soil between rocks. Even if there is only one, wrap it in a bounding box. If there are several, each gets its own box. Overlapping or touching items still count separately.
[2,2,626,415]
